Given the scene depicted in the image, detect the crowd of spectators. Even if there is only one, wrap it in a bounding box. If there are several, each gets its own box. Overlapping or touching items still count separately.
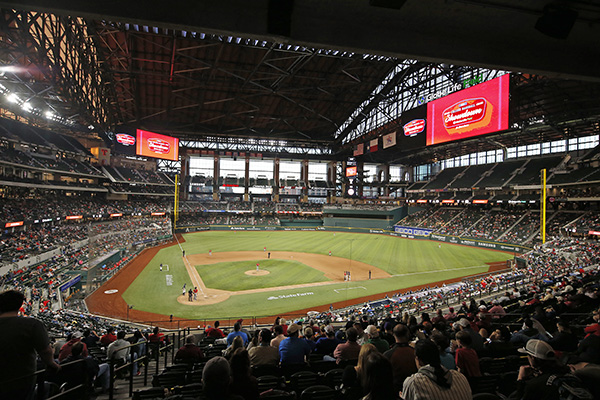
[0,196,171,223]
[396,208,438,228]
[422,208,461,231]
[499,212,540,245]
[3,230,600,399]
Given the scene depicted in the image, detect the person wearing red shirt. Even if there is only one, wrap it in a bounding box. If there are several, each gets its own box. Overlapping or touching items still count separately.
[455,330,481,379]
[100,327,117,346]
[205,321,225,338]
[58,331,88,362]
[175,335,204,363]
[149,326,166,343]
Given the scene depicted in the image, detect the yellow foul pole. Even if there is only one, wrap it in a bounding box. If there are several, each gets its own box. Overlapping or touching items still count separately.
[174,174,179,230]
[541,169,546,244]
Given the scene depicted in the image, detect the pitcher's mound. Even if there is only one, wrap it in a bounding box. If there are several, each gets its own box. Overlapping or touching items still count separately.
[245,269,270,276]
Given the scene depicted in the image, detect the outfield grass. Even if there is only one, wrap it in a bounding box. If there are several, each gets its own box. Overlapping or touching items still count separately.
[122,231,512,319]
[197,259,330,291]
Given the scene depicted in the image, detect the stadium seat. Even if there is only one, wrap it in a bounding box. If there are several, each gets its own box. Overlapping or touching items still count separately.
[300,385,338,400]
[133,387,166,400]
[468,375,501,395]
[151,371,187,388]
[321,368,344,389]
[257,375,286,392]
[253,364,283,377]
[289,371,320,394]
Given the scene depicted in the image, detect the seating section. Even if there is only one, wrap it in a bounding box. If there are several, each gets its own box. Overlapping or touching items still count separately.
[450,164,494,189]
[477,160,525,188]
[423,166,467,190]
[510,156,563,186]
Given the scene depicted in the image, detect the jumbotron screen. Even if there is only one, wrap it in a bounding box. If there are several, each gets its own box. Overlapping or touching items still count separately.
[426,74,510,146]
[136,129,179,161]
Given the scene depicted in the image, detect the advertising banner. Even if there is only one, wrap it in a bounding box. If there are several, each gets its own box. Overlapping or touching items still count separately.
[427,74,510,146]
[136,129,180,161]
[394,226,433,237]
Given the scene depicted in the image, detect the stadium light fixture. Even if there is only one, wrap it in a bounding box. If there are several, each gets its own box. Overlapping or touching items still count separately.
[45,111,54,119]
[6,93,20,103]
[22,102,32,112]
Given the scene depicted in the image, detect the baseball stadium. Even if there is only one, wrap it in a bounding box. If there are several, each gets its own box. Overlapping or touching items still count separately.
[1,2,599,400]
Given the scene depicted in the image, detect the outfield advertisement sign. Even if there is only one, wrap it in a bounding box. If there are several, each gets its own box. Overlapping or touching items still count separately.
[394,226,433,238]
[429,234,529,253]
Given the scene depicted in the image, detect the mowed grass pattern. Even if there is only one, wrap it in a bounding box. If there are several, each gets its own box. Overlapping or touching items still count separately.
[122,231,513,319]
[177,230,507,275]
[197,259,330,291]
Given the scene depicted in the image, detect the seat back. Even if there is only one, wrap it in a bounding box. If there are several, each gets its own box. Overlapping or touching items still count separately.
[290,371,319,394]
[300,385,338,400]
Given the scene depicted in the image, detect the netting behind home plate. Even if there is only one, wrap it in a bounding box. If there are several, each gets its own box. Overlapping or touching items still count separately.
[85,216,172,293]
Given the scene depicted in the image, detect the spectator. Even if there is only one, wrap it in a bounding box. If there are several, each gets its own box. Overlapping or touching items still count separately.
[107,331,138,375]
[333,327,361,364]
[270,325,285,349]
[203,356,244,400]
[0,290,60,400]
[224,336,245,360]
[229,348,259,400]
[175,334,204,363]
[205,321,225,338]
[365,325,389,353]
[401,339,471,400]
[515,339,569,400]
[58,331,89,362]
[360,352,398,400]
[546,319,579,353]
[100,327,117,346]
[148,326,167,344]
[488,300,506,319]
[315,325,341,355]
[248,329,279,367]
[58,341,110,395]
[444,307,457,321]
[384,323,418,392]
[510,318,545,346]
[431,332,455,370]
[227,322,249,347]
[247,329,261,351]
[279,323,311,366]
[457,318,484,353]
[381,322,395,347]
[303,327,317,352]
[341,343,378,398]
[454,330,481,378]
[81,329,99,349]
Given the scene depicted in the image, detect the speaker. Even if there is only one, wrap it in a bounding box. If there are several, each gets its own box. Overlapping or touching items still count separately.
[369,0,408,10]
[268,0,294,36]
[535,4,578,39]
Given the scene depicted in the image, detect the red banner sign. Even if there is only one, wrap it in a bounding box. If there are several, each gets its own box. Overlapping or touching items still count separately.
[403,119,426,137]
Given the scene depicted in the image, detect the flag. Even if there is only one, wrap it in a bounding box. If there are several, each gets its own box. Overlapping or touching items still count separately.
[353,143,364,156]
[369,138,378,152]
[383,132,396,149]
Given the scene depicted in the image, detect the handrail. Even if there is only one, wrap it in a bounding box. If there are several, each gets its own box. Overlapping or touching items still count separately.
[108,339,149,400]
[106,334,177,400]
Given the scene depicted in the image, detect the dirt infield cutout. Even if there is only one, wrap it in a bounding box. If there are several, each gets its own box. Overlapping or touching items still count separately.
[176,251,387,306]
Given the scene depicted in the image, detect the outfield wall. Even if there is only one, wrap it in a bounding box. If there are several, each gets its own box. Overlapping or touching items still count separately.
[174,225,531,253]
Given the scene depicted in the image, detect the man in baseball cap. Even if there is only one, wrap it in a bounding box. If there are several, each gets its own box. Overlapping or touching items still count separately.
[515,340,570,400]
[278,323,311,366]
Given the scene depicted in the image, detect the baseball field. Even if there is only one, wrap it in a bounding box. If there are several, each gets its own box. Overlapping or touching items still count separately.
[87,230,512,323]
